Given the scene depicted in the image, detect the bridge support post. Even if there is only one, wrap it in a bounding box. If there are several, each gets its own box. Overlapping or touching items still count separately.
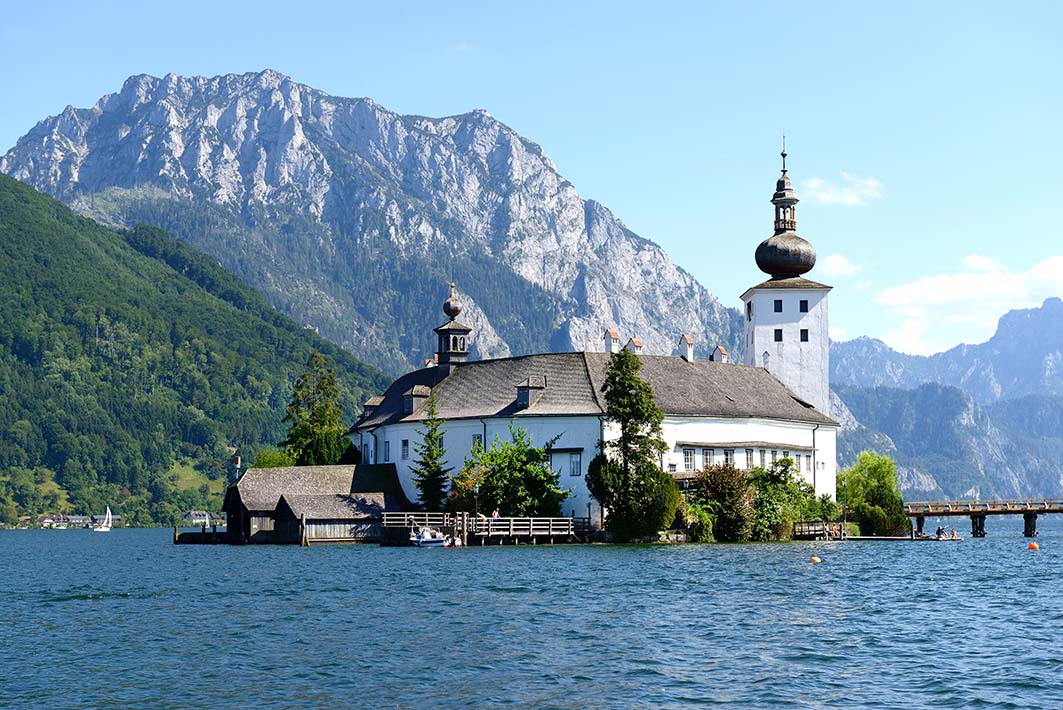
[915,516,925,536]
[1023,513,1038,538]
[970,514,986,538]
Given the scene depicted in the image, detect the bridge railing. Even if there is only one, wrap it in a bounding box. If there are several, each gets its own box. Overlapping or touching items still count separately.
[904,498,1063,515]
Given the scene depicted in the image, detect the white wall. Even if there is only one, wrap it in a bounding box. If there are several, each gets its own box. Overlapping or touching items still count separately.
[358,415,604,521]
[356,413,838,519]
[741,287,831,417]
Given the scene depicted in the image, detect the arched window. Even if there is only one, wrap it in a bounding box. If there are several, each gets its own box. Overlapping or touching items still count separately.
[459,337,465,350]
[762,351,771,369]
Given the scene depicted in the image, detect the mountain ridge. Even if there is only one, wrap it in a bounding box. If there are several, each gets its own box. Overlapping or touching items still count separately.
[2,69,744,375]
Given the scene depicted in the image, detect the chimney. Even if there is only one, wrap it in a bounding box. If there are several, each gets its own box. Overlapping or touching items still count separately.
[624,337,643,355]
[677,333,695,362]
[710,345,729,364]
[603,328,621,354]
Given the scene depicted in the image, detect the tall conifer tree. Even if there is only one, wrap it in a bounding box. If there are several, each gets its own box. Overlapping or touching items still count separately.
[410,395,452,511]
[281,351,348,465]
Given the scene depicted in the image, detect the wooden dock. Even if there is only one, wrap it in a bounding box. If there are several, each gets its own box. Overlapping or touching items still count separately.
[905,498,1063,537]
[381,512,581,546]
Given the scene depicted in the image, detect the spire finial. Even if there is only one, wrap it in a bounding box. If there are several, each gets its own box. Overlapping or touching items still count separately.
[443,281,462,320]
[781,134,787,174]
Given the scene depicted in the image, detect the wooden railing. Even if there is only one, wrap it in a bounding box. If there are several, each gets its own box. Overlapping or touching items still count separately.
[904,498,1063,515]
[382,512,454,528]
[472,517,575,537]
[792,521,846,540]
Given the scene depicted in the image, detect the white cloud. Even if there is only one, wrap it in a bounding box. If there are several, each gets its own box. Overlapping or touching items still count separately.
[819,253,861,278]
[801,172,884,206]
[872,255,1063,354]
[961,253,998,272]
[829,325,849,342]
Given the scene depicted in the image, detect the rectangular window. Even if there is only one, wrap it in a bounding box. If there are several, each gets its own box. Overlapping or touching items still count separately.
[800,329,809,342]
[401,439,410,460]
[683,448,695,471]
[472,433,483,449]
[800,299,809,313]
[771,450,778,463]
[668,463,677,473]
[774,329,783,342]
[760,449,766,467]
[569,452,582,477]
[724,449,735,467]
[384,441,391,462]
[774,299,783,313]
[746,301,753,321]
[806,454,812,472]
[703,448,713,468]
[745,449,754,470]
[783,451,790,461]
[362,444,369,462]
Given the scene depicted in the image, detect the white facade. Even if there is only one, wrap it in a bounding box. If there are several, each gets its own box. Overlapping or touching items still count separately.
[356,408,838,520]
[741,286,831,417]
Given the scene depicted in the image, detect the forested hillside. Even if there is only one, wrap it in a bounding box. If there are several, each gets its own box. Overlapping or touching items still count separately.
[0,175,388,525]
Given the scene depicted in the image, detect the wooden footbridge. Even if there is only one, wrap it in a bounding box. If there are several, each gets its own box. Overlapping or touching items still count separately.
[905,498,1063,537]
[381,512,585,546]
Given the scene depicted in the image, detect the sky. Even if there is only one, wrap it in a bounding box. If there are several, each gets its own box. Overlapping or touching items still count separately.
[2,1,1060,355]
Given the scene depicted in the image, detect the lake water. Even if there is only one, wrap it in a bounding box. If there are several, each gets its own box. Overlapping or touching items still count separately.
[3,517,1063,709]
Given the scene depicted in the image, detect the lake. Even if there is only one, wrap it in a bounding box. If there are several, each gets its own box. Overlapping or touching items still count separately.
[3,517,1062,709]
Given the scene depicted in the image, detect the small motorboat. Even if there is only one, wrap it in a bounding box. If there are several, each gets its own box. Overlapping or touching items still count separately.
[410,527,449,547]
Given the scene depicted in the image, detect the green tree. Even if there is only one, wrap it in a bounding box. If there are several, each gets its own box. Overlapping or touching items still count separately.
[410,395,451,511]
[586,348,680,541]
[451,424,568,516]
[696,464,753,542]
[280,351,349,465]
[253,447,296,468]
[838,451,909,536]
[747,458,818,542]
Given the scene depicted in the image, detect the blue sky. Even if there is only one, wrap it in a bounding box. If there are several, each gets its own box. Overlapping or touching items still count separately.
[2,1,1060,355]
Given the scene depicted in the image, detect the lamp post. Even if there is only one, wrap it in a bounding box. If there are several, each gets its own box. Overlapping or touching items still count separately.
[474,482,480,522]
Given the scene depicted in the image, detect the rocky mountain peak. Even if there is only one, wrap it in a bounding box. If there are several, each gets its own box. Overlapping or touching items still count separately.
[1,71,742,374]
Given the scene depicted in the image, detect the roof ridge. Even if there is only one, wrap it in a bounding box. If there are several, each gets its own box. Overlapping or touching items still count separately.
[580,351,607,413]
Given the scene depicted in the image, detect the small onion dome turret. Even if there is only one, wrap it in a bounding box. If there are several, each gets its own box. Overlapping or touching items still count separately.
[443,281,462,320]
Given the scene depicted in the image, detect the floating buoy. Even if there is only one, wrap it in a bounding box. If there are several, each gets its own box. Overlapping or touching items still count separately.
[1029,542,1040,550]
[809,556,822,564]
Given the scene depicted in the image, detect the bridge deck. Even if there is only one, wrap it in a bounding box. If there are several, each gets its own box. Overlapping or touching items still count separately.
[905,498,1063,516]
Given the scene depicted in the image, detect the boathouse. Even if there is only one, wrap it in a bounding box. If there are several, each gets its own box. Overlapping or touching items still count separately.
[273,492,387,544]
[222,464,411,544]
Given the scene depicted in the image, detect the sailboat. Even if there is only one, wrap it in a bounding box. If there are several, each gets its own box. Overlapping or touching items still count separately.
[92,507,112,532]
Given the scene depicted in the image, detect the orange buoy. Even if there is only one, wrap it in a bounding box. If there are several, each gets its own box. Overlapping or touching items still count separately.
[1029,542,1040,550]
[809,556,822,564]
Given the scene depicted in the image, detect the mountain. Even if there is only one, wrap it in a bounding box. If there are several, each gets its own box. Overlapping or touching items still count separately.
[834,384,1063,499]
[830,297,1063,403]
[0,174,387,525]
[0,69,743,376]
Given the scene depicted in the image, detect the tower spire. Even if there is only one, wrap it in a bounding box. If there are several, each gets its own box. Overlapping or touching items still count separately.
[781,134,787,174]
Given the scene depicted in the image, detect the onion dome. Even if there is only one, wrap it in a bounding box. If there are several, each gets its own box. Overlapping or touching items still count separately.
[755,144,816,278]
[443,281,462,320]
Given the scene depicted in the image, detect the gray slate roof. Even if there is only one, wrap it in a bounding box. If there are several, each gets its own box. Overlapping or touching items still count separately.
[741,276,832,298]
[230,465,356,512]
[279,493,386,520]
[353,352,837,429]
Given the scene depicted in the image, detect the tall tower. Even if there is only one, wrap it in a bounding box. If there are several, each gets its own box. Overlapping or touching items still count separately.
[740,147,832,416]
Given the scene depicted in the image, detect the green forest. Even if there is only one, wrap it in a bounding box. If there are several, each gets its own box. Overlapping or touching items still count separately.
[0,175,388,525]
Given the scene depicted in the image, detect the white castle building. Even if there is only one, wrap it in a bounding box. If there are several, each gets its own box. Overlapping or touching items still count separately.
[350,153,838,519]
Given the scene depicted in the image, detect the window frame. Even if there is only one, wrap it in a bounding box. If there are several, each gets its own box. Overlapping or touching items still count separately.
[774,329,783,342]
[800,299,809,313]
[683,448,695,471]
[800,329,809,342]
[401,439,409,460]
[774,299,783,313]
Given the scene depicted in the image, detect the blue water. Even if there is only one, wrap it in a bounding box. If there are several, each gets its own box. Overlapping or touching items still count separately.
[3,517,1063,709]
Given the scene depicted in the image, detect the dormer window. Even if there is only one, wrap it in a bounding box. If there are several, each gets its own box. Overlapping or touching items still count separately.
[402,385,431,415]
[516,375,547,409]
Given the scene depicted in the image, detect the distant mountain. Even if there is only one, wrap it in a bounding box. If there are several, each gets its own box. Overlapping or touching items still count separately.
[834,384,1063,499]
[1,69,743,375]
[831,297,1063,403]
[0,174,387,525]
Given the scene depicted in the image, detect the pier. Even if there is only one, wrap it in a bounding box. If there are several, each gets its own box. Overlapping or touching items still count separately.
[905,498,1063,538]
[381,512,582,546]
